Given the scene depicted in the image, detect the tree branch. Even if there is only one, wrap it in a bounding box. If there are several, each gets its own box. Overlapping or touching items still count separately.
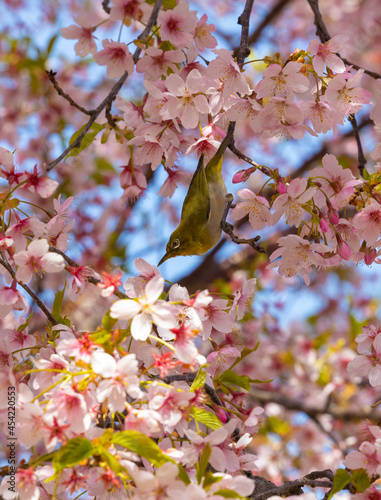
[235,0,256,64]
[247,0,292,46]
[49,246,127,299]
[306,0,370,175]
[46,70,93,116]
[0,257,58,326]
[47,0,163,172]
[250,386,380,421]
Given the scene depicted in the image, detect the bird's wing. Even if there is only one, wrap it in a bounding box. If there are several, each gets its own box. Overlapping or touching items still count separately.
[181,154,210,223]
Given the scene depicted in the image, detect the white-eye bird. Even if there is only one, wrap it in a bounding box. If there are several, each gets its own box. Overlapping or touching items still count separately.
[158,133,232,266]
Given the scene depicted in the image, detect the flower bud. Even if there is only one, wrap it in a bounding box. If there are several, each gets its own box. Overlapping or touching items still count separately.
[365,248,376,266]
[337,240,351,260]
[319,217,329,233]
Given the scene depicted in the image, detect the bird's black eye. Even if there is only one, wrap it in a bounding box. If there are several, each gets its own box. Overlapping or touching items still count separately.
[172,238,180,249]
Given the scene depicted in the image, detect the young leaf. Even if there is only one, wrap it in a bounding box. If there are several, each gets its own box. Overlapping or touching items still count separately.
[212,489,245,498]
[190,368,207,391]
[190,407,222,430]
[111,431,170,467]
[96,445,126,474]
[66,123,104,159]
[218,370,251,391]
[52,437,94,473]
[197,443,211,484]
[327,469,351,500]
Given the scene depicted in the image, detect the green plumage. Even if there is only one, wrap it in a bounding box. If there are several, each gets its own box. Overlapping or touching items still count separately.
[158,135,230,265]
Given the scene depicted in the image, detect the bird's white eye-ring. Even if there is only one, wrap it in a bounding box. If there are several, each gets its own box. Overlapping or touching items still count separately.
[172,239,180,249]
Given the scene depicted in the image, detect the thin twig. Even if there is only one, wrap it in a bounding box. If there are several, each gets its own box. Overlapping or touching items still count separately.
[49,246,127,299]
[247,0,292,46]
[235,0,256,64]
[102,0,111,14]
[47,0,163,172]
[0,257,58,325]
[229,142,273,177]
[252,471,334,500]
[46,70,93,115]
[221,194,267,254]
[250,386,380,421]
[306,0,369,175]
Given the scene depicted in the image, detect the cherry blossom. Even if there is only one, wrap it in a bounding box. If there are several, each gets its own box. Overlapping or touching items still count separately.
[353,199,381,247]
[255,62,309,99]
[194,14,217,51]
[158,1,198,48]
[231,188,272,230]
[325,69,372,117]
[347,332,381,386]
[94,39,134,79]
[91,351,142,412]
[60,14,98,57]
[308,35,348,75]
[206,49,251,99]
[14,238,65,283]
[110,275,177,340]
[272,178,316,227]
[344,441,381,475]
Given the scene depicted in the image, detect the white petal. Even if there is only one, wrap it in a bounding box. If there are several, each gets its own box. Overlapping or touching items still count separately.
[91,351,116,377]
[131,312,152,340]
[110,299,141,320]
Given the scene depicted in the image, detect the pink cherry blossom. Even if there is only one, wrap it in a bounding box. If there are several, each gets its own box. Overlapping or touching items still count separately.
[136,47,185,80]
[347,332,381,386]
[272,178,316,227]
[344,441,381,475]
[60,14,98,57]
[56,332,96,363]
[94,39,134,79]
[110,275,177,340]
[23,165,59,198]
[268,235,337,285]
[225,97,262,132]
[308,35,348,75]
[0,280,28,317]
[302,98,342,134]
[207,49,251,99]
[182,426,229,470]
[230,277,257,320]
[109,0,144,22]
[207,347,241,377]
[91,351,142,412]
[123,257,161,298]
[14,238,65,283]
[353,199,381,247]
[200,298,236,337]
[158,1,198,48]
[325,69,372,117]
[255,62,309,99]
[158,168,191,198]
[47,385,92,433]
[194,14,217,51]
[0,468,39,500]
[160,70,211,129]
[310,154,362,210]
[355,325,381,354]
[231,188,272,230]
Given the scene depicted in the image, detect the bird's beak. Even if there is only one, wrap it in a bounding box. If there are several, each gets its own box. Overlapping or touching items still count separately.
[158,251,172,267]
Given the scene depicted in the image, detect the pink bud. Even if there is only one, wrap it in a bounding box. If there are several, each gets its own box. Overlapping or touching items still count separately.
[328,209,339,225]
[365,248,376,265]
[232,167,257,184]
[214,406,228,423]
[337,240,351,260]
[277,181,287,194]
[320,217,329,233]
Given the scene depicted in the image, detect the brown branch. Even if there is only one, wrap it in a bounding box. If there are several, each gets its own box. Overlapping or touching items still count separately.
[49,246,127,299]
[46,70,93,115]
[247,0,292,46]
[306,0,370,175]
[0,257,58,326]
[235,0,256,64]
[251,470,334,500]
[47,0,163,172]
[221,194,267,254]
[341,59,381,80]
[229,143,273,177]
[102,0,111,14]
[250,386,380,421]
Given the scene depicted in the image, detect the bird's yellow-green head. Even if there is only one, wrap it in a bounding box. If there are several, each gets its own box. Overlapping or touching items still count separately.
[158,226,197,266]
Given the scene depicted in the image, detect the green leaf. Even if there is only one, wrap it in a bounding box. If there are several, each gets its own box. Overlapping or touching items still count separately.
[29,451,56,467]
[52,284,66,318]
[111,431,170,467]
[102,312,118,332]
[18,311,33,332]
[212,489,245,498]
[66,123,104,159]
[177,464,191,485]
[197,443,211,484]
[53,437,94,473]
[96,445,125,474]
[46,34,58,56]
[351,469,371,493]
[328,469,351,500]
[190,368,207,391]
[189,407,222,430]
[218,370,251,391]
[203,471,224,489]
